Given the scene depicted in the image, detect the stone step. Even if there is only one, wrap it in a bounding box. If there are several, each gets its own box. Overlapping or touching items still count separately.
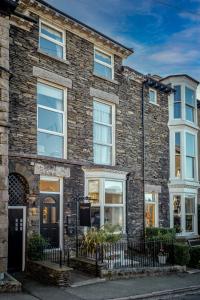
[69,277,106,288]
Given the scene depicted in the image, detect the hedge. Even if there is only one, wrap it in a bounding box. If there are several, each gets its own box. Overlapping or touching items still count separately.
[174,243,190,266]
[189,246,200,268]
[146,227,176,241]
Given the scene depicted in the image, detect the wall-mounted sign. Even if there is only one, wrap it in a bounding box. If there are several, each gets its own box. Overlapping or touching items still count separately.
[79,202,91,227]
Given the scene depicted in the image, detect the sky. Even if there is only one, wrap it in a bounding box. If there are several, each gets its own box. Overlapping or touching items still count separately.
[45,0,200,81]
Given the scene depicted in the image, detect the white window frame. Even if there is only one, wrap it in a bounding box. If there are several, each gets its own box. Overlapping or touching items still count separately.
[175,131,181,179]
[170,128,198,182]
[94,47,114,80]
[170,191,197,236]
[173,85,182,119]
[39,19,66,60]
[145,192,159,228]
[40,176,64,249]
[93,98,115,166]
[84,170,127,233]
[149,88,157,105]
[37,79,67,159]
[185,131,196,181]
[185,85,196,124]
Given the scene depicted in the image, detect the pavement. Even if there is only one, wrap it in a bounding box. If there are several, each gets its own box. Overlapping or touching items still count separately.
[1,272,200,300]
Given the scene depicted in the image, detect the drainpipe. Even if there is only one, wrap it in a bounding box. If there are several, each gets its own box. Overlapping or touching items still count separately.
[126,172,131,239]
[142,82,146,240]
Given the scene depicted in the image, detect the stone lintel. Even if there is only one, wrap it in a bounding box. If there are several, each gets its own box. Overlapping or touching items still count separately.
[33,66,72,89]
[90,87,119,105]
[145,184,161,193]
[34,163,70,178]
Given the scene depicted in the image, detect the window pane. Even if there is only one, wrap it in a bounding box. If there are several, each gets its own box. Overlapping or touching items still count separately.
[186,215,194,232]
[149,90,156,103]
[38,108,63,133]
[173,196,181,232]
[41,23,63,42]
[174,102,181,118]
[175,132,181,177]
[174,85,181,102]
[94,144,111,165]
[104,207,123,227]
[186,133,195,156]
[105,181,123,204]
[186,106,194,122]
[94,123,112,144]
[40,37,63,58]
[145,193,155,203]
[94,101,112,124]
[88,180,99,204]
[40,180,60,193]
[95,50,111,65]
[94,61,112,79]
[185,197,195,214]
[37,83,63,110]
[91,207,100,228]
[38,132,63,158]
[186,157,194,178]
[185,87,195,106]
[145,203,155,227]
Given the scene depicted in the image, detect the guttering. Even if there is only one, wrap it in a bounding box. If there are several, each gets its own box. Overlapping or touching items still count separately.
[34,0,133,57]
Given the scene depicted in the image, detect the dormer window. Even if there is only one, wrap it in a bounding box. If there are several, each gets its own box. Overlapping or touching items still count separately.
[185,87,195,122]
[174,85,181,119]
[149,89,157,104]
[94,48,113,80]
[39,21,65,59]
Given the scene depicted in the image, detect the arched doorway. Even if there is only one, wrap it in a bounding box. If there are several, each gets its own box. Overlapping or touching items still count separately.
[8,173,29,272]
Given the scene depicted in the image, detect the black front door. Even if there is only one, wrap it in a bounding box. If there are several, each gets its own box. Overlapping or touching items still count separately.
[40,194,60,247]
[8,208,24,272]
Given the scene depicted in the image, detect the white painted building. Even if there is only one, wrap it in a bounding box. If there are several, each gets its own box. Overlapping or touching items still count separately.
[161,75,199,237]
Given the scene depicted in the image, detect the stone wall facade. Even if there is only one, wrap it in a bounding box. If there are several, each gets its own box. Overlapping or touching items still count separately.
[0,13,10,275]
[1,0,170,273]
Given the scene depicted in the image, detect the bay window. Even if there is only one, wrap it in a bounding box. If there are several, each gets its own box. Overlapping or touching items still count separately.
[174,85,181,119]
[185,87,195,122]
[94,48,113,80]
[37,82,66,158]
[39,21,65,59]
[145,193,158,227]
[93,100,114,165]
[175,132,181,178]
[171,194,197,234]
[87,178,125,231]
[186,133,195,179]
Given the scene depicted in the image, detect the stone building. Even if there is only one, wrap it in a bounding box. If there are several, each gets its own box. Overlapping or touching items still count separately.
[0,0,191,276]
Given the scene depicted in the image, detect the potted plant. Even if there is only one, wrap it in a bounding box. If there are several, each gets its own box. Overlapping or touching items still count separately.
[158,246,168,264]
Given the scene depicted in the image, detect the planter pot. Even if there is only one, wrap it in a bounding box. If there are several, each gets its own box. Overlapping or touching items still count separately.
[158,255,167,264]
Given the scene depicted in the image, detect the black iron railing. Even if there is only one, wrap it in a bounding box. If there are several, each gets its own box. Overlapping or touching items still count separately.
[28,245,69,268]
[76,239,174,271]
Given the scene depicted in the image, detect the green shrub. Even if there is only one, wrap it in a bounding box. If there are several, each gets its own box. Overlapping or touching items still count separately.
[146,227,176,241]
[28,233,48,261]
[81,224,122,254]
[189,247,200,268]
[174,243,190,266]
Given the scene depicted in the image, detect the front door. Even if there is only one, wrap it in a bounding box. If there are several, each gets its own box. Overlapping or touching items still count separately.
[8,208,24,272]
[40,194,60,247]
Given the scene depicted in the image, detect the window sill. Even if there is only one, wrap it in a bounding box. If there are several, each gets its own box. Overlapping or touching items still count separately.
[149,101,159,107]
[37,49,70,65]
[93,73,119,85]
